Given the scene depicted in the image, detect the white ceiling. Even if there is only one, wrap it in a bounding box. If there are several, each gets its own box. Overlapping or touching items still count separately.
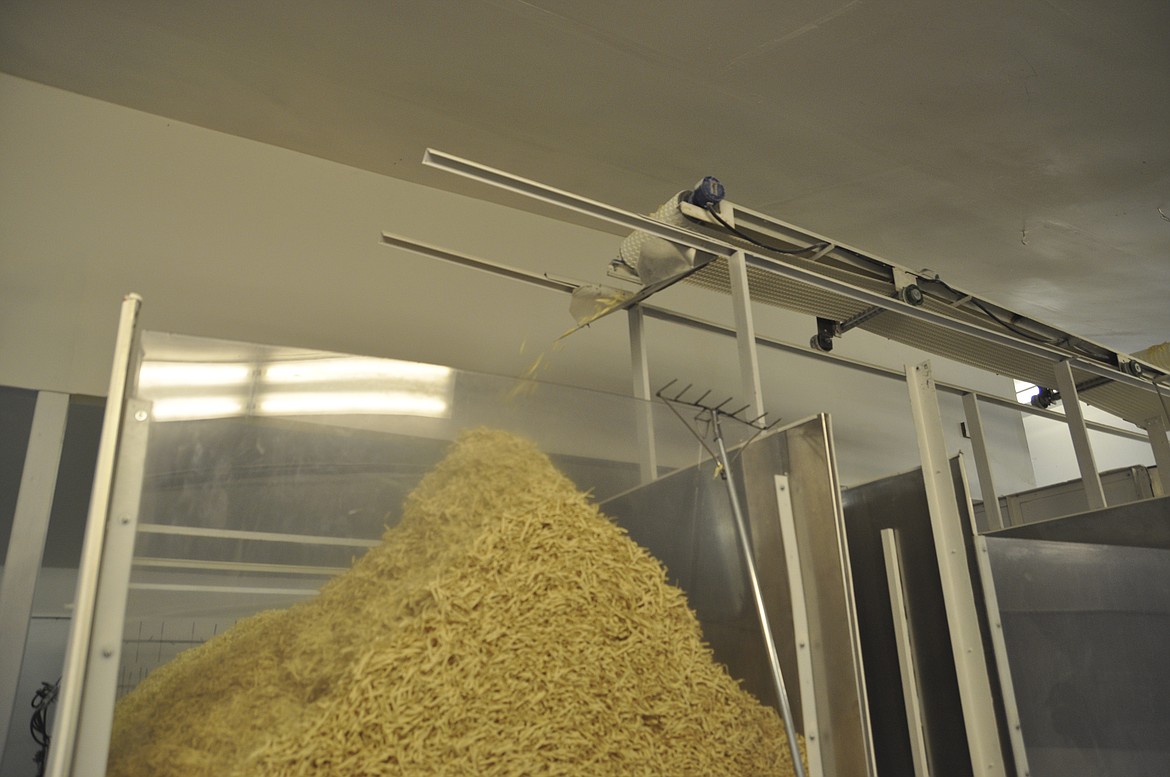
[2,0,1168,354]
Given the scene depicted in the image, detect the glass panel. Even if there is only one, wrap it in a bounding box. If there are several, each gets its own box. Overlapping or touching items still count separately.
[118,331,748,695]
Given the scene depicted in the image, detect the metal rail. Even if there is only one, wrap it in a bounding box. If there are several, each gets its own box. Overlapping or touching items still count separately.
[381,230,1151,444]
[420,149,1161,399]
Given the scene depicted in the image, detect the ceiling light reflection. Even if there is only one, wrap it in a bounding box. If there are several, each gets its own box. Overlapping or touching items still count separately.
[151,396,247,422]
[257,391,449,417]
[263,357,451,384]
[139,362,254,388]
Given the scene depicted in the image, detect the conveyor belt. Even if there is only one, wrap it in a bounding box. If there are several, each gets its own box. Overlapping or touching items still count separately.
[686,256,1166,427]
[418,148,1168,429]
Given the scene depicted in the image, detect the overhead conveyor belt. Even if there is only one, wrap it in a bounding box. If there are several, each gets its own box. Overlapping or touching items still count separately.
[684,257,1165,426]
[415,148,1167,429]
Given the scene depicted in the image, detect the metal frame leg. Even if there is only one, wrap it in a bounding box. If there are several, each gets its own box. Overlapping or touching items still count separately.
[0,390,69,758]
[627,306,657,483]
[728,250,765,420]
[962,393,1006,529]
[1052,360,1106,510]
[1144,414,1170,496]
[905,361,1006,777]
[47,294,143,777]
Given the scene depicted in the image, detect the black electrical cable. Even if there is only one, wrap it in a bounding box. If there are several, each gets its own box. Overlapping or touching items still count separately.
[920,275,1072,346]
[921,275,1122,363]
[30,679,59,777]
[703,203,831,257]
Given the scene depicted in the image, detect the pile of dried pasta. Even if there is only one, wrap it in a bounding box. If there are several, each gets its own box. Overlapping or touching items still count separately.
[108,428,802,776]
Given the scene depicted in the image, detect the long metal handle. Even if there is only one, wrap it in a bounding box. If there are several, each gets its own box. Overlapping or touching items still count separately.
[712,415,806,777]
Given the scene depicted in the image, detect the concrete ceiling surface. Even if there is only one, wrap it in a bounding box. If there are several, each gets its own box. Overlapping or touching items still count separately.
[2,0,1168,352]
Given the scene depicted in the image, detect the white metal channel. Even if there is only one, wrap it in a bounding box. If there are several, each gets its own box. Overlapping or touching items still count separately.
[905,362,1005,777]
[73,398,151,776]
[880,528,932,777]
[962,393,1006,530]
[47,293,142,777]
[775,475,825,777]
[627,307,658,482]
[729,250,766,421]
[0,391,68,758]
[1053,360,1107,510]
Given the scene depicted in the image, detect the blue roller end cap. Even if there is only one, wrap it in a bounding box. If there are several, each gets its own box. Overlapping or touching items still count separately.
[687,176,725,209]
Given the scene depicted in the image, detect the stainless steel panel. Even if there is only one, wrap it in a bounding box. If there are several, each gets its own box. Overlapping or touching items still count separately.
[975,466,1156,527]
[603,414,875,777]
[986,494,1170,550]
[843,465,976,777]
[983,537,1170,776]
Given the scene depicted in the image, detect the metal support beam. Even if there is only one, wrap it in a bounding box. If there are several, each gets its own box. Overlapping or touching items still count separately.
[727,250,765,420]
[1145,414,1170,496]
[421,147,1160,398]
[47,293,142,777]
[775,475,824,777]
[905,361,1006,777]
[73,399,152,776]
[962,393,1006,530]
[380,231,1154,445]
[1052,360,1107,511]
[0,390,69,758]
[627,306,657,483]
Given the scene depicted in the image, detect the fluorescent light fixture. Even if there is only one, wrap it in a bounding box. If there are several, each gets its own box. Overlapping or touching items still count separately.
[140,355,454,421]
[264,357,451,384]
[139,361,254,389]
[257,391,449,417]
[151,396,247,422]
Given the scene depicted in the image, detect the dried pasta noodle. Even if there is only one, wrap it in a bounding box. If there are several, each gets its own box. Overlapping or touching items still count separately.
[108,428,804,776]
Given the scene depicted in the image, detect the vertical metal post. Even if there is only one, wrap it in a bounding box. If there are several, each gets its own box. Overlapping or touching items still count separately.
[905,361,1005,777]
[47,293,143,777]
[1144,414,1170,496]
[627,305,657,483]
[0,390,69,758]
[1052,360,1106,510]
[74,399,151,776]
[727,250,765,420]
[880,529,931,777]
[961,393,1005,529]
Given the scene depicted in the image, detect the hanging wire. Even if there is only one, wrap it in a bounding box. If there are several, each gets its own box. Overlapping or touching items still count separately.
[31,678,60,777]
